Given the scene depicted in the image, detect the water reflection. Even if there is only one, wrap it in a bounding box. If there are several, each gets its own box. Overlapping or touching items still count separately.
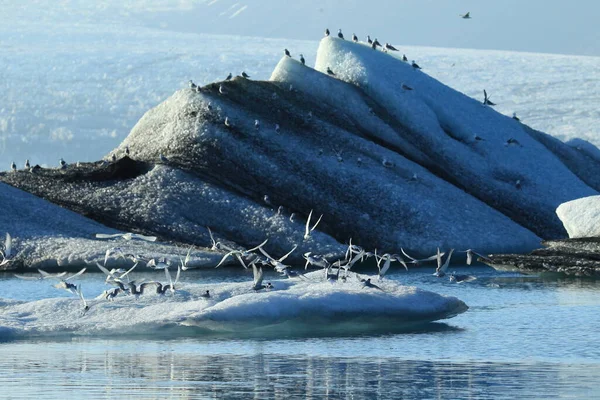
[0,339,598,399]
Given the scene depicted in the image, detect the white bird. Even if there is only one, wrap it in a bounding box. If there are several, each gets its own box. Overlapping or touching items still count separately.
[251,262,267,290]
[402,248,443,266]
[147,258,171,270]
[77,285,89,313]
[304,209,323,240]
[24,159,30,169]
[50,268,87,295]
[461,249,490,265]
[95,232,157,242]
[161,266,181,295]
[259,245,297,272]
[207,227,223,251]
[215,239,268,269]
[0,233,13,266]
[434,248,454,277]
[303,252,330,269]
[97,262,137,284]
[10,161,16,172]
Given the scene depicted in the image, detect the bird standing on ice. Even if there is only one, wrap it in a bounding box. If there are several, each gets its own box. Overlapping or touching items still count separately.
[299,54,305,65]
[327,67,336,76]
[10,162,16,172]
[483,90,496,106]
[367,35,373,44]
[59,158,67,169]
[241,71,250,79]
[284,48,291,57]
[385,43,399,51]
[338,29,344,39]
[189,80,197,90]
[352,33,358,42]
[325,28,330,37]
[411,60,422,70]
[225,73,232,81]
[24,159,30,169]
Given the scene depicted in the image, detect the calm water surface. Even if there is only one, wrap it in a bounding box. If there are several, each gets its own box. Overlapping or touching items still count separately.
[1,266,599,399]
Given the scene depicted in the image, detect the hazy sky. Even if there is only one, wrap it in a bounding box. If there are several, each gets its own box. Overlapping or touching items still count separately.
[134,0,600,56]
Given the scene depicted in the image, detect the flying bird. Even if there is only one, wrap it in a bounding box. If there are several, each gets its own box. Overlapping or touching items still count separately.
[460,12,471,19]
[304,209,323,240]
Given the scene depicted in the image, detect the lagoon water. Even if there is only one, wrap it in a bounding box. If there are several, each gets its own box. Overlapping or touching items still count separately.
[0,265,599,399]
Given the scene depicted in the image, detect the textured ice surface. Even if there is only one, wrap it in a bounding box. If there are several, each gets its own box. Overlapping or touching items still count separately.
[313,37,597,238]
[556,196,600,239]
[0,182,221,269]
[0,271,468,340]
[114,78,540,255]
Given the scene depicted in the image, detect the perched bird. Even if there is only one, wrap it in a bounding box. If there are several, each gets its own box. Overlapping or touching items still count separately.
[159,154,169,163]
[241,71,250,79]
[505,138,521,146]
[225,73,232,81]
[460,12,471,19]
[373,38,381,48]
[326,67,336,76]
[111,154,117,162]
[512,112,521,121]
[352,33,358,42]
[337,29,344,39]
[304,209,323,240]
[401,83,413,91]
[367,35,373,44]
[361,278,383,291]
[402,54,408,62]
[59,158,67,169]
[483,89,496,106]
[299,54,305,65]
[325,28,330,37]
[411,60,422,70]
[284,48,291,57]
[385,43,399,51]
[254,120,260,131]
[189,80,197,90]
[201,290,210,299]
[125,146,130,156]
[10,162,16,172]
[24,159,30,169]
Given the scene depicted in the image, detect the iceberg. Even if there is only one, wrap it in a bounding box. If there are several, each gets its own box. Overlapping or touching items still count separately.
[0,272,468,340]
[3,34,600,266]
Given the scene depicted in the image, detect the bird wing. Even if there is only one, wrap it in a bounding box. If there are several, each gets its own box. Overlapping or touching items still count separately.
[95,233,122,239]
[4,233,12,258]
[466,250,473,265]
[440,249,455,273]
[235,254,248,269]
[258,247,274,261]
[380,257,391,277]
[310,214,323,232]
[252,263,263,286]
[119,263,137,279]
[207,227,217,247]
[305,209,313,237]
[400,248,417,262]
[66,268,87,281]
[248,239,268,252]
[278,245,297,262]
[215,251,237,268]
[131,233,157,242]
[96,262,116,280]
[38,269,65,280]
[437,248,442,270]
[13,274,40,280]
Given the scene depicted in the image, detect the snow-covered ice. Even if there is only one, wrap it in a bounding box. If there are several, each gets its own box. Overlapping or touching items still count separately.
[556,196,600,239]
[0,271,468,340]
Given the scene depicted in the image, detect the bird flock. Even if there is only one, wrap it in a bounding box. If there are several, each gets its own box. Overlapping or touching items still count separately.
[6,202,490,314]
